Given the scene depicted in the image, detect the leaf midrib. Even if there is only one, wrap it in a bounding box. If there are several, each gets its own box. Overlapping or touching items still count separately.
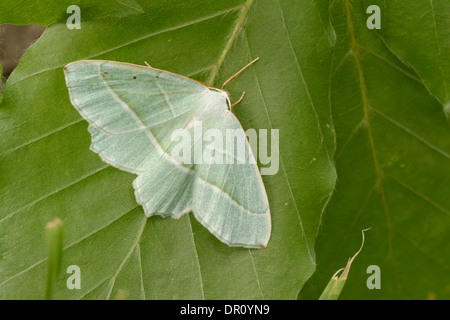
[344,0,393,247]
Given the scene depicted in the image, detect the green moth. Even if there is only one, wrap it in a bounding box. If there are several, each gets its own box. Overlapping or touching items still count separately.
[63,60,271,248]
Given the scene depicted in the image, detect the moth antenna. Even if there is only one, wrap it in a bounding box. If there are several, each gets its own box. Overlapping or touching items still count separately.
[230,91,246,112]
[222,57,259,90]
[144,61,152,68]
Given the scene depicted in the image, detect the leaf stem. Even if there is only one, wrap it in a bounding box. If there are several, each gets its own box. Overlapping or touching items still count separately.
[207,0,255,86]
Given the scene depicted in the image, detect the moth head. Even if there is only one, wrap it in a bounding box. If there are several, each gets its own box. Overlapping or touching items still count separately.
[221,90,232,110]
[207,87,232,111]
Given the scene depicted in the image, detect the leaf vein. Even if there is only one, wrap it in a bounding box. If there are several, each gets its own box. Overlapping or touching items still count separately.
[372,107,450,160]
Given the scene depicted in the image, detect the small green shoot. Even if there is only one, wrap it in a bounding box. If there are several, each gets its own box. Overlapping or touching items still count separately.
[45,217,64,300]
[319,228,370,300]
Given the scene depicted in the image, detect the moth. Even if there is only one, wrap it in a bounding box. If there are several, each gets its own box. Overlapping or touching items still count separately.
[63,59,271,248]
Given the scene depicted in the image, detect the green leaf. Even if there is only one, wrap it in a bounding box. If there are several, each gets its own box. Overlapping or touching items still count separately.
[0,0,336,299]
[302,0,450,300]
[0,0,144,25]
[371,0,450,117]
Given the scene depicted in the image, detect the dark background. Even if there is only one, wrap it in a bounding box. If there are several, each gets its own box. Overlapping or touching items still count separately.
[0,24,45,91]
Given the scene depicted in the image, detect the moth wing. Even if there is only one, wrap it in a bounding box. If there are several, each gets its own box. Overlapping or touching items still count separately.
[64,60,208,134]
[64,61,271,247]
[64,60,205,216]
[192,111,271,248]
